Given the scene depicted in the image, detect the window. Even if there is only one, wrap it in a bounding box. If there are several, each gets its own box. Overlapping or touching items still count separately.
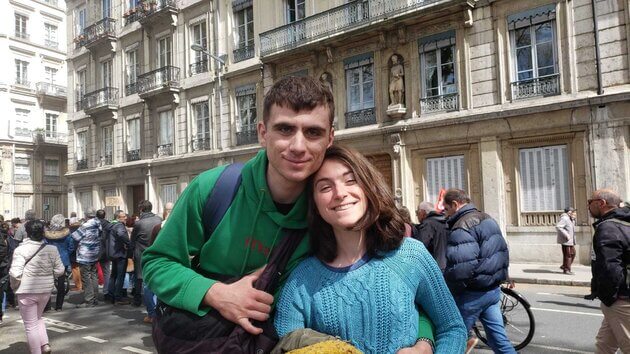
[76,131,88,162]
[419,30,458,113]
[101,60,113,88]
[44,23,58,47]
[42,195,60,222]
[286,0,305,23]
[158,37,172,67]
[519,145,570,212]
[102,125,113,165]
[15,60,29,86]
[345,54,374,112]
[127,118,141,160]
[235,85,257,145]
[76,69,87,110]
[15,109,31,137]
[160,184,178,207]
[192,101,210,150]
[158,111,173,156]
[425,155,467,204]
[14,196,31,218]
[75,7,87,36]
[45,67,58,84]
[79,191,93,214]
[234,4,254,62]
[15,14,28,39]
[44,159,60,177]
[509,4,559,99]
[14,154,32,182]
[191,22,207,64]
[102,0,111,18]
[126,50,138,95]
[46,113,58,137]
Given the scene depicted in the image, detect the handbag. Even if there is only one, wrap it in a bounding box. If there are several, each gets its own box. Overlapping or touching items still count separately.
[152,228,306,354]
[10,243,47,291]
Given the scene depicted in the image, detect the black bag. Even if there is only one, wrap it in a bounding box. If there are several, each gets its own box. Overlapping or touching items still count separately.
[152,228,306,354]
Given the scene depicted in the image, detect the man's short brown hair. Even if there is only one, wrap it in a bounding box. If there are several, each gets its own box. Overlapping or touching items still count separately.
[443,189,471,206]
[263,76,334,126]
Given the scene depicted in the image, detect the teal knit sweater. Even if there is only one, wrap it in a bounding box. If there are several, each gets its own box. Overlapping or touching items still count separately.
[274,237,466,354]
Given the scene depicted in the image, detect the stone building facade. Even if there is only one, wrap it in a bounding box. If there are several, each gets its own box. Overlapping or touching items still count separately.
[65,0,629,263]
[1,0,68,221]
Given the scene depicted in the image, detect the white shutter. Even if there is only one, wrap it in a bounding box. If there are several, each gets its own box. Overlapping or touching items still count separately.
[426,155,466,203]
[519,145,569,211]
[160,184,177,206]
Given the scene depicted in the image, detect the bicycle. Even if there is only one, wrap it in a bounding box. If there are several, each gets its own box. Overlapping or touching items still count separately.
[472,282,535,351]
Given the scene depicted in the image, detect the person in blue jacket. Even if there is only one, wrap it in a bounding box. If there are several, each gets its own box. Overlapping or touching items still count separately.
[44,214,74,311]
[442,189,514,354]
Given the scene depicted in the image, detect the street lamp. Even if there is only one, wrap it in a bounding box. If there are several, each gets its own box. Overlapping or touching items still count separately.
[191,44,225,149]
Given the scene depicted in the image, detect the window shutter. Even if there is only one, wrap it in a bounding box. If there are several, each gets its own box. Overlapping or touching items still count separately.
[519,145,569,211]
[426,155,466,203]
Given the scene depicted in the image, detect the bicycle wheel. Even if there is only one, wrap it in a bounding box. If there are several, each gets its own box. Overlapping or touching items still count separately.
[473,287,535,351]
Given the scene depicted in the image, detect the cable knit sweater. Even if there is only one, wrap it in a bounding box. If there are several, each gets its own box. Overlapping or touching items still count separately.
[274,237,466,354]
[9,239,65,294]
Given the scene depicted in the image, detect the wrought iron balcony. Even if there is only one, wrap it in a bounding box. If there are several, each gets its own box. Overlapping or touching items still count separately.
[100,154,113,166]
[138,0,178,25]
[15,32,29,40]
[124,8,143,26]
[420,93,459,114]
[15,78,31,87]
[511,73,560,100]
[191,137,211,151]
[74,33,87,49]
[233,44,255,63]
[236,128,258,146]
[44,39,59,48]
[137,66,180,96]
[127,149,142,162]
[126,81,138,96]
[157,143,173,157]
[82,87,119,113]
[345,107,376,128]
[83,18,116,49]
[76,159,88,170]
[42,131,67,144]
[260,0,441,57]
[36,82,67,98]
[189,60,208,76]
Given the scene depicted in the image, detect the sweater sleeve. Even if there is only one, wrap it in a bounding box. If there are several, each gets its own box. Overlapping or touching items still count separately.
[274,265,308,338]
[141,167,225,315]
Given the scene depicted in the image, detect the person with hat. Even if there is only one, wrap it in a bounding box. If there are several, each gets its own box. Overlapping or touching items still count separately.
[556,207,577,275]
[44,214,74,311]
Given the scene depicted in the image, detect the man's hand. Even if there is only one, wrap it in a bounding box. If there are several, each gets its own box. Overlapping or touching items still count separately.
[397,340,433,354]
[203,267,274,335]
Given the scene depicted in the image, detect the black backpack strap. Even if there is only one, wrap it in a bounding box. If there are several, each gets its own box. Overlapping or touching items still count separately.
[201,163,244,242]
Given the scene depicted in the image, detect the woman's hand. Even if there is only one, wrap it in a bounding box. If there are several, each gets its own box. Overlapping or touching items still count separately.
[397,340,433,354]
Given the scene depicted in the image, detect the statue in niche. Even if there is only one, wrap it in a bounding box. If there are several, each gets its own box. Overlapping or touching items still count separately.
[388,54,405,107]
[319,72,333,94]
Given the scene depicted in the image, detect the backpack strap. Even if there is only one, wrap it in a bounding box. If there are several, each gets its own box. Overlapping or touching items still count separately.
[201,163,244,241]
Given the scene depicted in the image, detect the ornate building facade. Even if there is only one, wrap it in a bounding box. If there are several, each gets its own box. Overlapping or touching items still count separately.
[64,0,629,263]
[1,0,68,221]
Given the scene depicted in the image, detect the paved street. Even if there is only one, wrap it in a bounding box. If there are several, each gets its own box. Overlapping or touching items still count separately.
[0,283,602,353]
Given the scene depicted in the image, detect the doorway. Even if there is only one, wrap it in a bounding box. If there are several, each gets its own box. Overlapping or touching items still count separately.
[129,184,145,217]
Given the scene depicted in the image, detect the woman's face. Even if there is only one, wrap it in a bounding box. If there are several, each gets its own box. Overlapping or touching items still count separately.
[313,158,367,232]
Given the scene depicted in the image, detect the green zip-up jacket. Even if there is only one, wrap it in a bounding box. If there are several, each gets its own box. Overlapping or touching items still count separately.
[142,150,310,316]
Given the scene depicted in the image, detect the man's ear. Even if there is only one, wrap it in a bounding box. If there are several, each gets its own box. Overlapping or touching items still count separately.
[327,127,334,148]
[257,121,267,148]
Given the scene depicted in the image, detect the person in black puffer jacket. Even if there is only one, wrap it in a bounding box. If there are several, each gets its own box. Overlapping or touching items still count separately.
[587,189,630,353]
[442,189,514,354]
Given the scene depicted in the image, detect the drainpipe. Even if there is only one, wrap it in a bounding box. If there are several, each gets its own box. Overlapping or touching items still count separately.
[591,0,603,95]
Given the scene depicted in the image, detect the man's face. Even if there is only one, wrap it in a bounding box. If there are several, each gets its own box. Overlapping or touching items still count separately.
[443,201,459,217]
[259,104,333,188]
[117,213,127,223]
[416,210,427,222]
[588,197,604,218]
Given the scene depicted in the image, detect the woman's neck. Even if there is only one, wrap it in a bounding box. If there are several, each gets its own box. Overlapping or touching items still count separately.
[327,228,367,268]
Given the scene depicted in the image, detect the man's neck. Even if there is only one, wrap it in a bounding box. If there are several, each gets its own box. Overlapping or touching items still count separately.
[266,172,306,204]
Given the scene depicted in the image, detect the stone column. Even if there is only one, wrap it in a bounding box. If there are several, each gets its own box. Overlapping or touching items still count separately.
[479,136,506,236]
[145,166,157,208]
[391,133,414,210]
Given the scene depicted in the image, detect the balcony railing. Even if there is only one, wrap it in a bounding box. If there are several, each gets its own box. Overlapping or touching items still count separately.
[83,18,116,48]
[420,93,459,114]
[75,93,85,111]
[138,0,178,21]
[15,32,29,40]
[260,0,441,56]
[126,81,138,96]
[236,128,258,146]
[124,8,143,26]
[511,73,560,100]
[82,87,119,111]
[15,174,31,182]
[76,159,88,170]
[189,60,208,76]
[520,211,561,226]
[43,0,59,6]
[127,149,142,161]
[137,66,180,95]
[42,131,67,144]
[36,82,67,98]
[191,137,211,151]
[100,154,113,166]
[345,107,376,128]
[44,39,59,48]
[233,44,255,63]
[157,143,173,157]
[15,78,31,87]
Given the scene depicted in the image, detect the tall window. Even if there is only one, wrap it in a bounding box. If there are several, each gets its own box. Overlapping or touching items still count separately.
[286,0,305,23]
[15,109,30,137]
[101,60,113,88]
[345,54,374,112]
[44,159,60,177]
[102,0,111,18]
[75,7,87,36]
[15,14,28,39]
[235,85,257,145]
[15,60,29,85]
[79,191,93,214]
[14,196,31,218]
[519,145,570,212]
[44,23,58,47]
[234,4,254,61]
[160,184,178,207]
[191,22,207,64]
[46,113,58,137]
[158,111,173,156]
[419,30,458,113]
[77,69,87,106]
[14,154,32,182]
[425,155,467,203]
[45,67,58,84]
[158,37,172,67]
[193,101,210,149]
[127,118,141,152]
[102,125,113,165]
[76,131,87,161]
[126,50,138,95]
[509,4,559,99]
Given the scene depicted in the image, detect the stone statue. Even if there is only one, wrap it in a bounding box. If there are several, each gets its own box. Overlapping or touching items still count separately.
[389,54,405,106]
[319,72,333,93]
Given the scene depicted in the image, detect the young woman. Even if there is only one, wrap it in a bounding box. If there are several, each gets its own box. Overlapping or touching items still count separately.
[274,145,466,353]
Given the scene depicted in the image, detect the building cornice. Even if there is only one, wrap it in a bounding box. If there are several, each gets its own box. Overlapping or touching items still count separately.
[9,0,35,12]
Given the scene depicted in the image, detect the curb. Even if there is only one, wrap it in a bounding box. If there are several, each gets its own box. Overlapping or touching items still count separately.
[511,277,591,287]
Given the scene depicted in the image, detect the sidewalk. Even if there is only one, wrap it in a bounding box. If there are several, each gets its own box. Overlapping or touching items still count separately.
[509,263,591,287]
